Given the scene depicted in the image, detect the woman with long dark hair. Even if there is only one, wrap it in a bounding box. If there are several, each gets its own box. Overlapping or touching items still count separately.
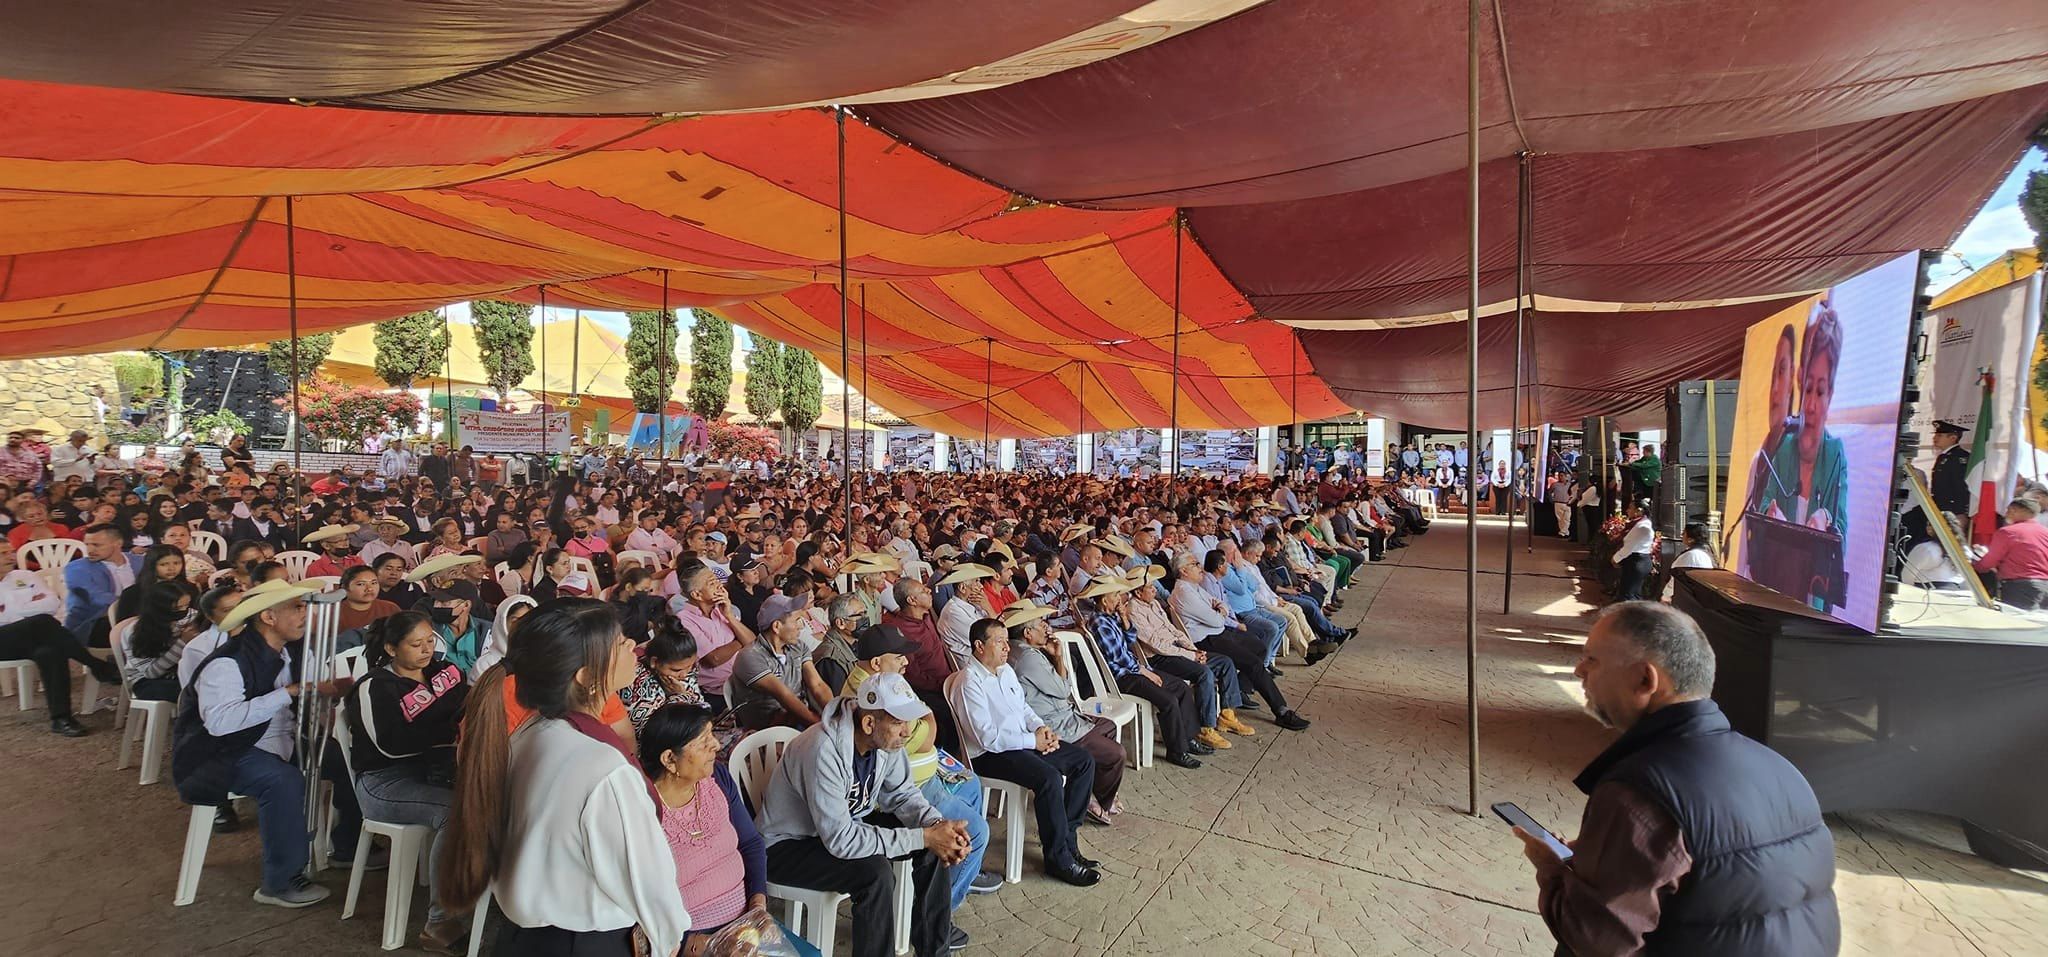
[438,599,687,956]
[122,580,198,702]
[344,609,469,950]
[115,543,196,621]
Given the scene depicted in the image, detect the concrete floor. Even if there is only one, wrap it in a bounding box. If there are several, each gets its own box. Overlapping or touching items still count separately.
[2,516,2042,956]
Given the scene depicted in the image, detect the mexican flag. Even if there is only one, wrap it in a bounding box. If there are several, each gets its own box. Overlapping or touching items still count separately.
[1968,370,1998,542]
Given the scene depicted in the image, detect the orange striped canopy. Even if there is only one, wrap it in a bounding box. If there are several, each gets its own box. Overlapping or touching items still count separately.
[0,80,1347,438]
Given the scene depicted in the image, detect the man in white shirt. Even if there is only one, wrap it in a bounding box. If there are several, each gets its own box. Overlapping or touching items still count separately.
[357,517,415,569]
[946,619,1101,886]
[48,429,96,483]
[376,437,418,482]
[172,584,336,908]
[624,510,681,566]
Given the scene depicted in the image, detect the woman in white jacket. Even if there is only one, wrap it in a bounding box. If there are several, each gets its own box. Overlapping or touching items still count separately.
[439,598,689,956]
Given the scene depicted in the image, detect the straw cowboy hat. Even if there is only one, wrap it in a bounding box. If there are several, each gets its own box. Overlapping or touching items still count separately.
[370,515,409,529]
[998,599,1057,628]
[302,524,359,544]
[1126,564,1167,584]
[1091,537,1134,558]
[935,564,995,586]
[1060,523,1094,542]
[847,552,902,572]
[407,553,482,582]
[1076,574,1137,600]
[220,584,317,632]
[983,539,1014,561]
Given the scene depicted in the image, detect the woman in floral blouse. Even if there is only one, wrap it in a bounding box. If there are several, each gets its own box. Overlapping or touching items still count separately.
[619,618,705,732]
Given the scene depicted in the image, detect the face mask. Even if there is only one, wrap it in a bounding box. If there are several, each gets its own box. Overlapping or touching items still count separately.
[176,609,200,630]
[429,606,457,625]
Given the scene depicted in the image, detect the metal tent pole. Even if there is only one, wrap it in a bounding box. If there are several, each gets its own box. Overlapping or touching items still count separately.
[982,338,993,470]
[285,197,303,539]
[442,306,454,449]
[1522,153,1537,557]
[1463,0,1482,818]
[860,285,869,468]
[1169,214,1183,475]
[539,285,549,477]
[658,271,669,463]
[1504,150,1528,615]
[837,108,852,528]
[1078,362,1087,474]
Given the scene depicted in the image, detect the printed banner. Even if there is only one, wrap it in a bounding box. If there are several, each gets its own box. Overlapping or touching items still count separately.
[455,410,572,454]
[1916,274,2041,508]
[625,413,711,456]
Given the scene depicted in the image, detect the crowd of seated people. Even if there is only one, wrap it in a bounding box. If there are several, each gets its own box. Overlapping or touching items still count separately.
[0,435,1431,954]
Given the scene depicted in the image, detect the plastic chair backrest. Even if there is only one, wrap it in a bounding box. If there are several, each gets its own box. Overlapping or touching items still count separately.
[939,671,983,772]
[727,725,802,814]
[192,530,228,561]
[207,568,238,588]
[21,537,84,570]
[1053,629,1119,703]
[568,555,598,583]
[331,647,369,683]
[275,550,318,582]
[108,617,139,674]
[617,550,658,572]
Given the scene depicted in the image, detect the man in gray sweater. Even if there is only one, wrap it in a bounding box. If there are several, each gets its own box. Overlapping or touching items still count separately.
[758,673,972,957]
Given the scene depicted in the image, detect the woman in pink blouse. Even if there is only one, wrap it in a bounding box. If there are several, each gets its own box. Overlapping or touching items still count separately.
[637,705,789,956]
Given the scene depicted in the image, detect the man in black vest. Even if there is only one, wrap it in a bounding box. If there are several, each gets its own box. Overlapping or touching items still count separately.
[170,582,339,908]
[1518,602,1838,956]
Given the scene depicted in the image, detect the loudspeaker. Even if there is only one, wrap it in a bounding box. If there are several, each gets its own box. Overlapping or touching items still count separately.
[183,351,288,442]
[1664,380,1739,533]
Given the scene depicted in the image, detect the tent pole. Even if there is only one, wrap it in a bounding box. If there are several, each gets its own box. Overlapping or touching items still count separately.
[837,108,852,518]
[835,109,851,524]
[982,338,993,470]
[443,306,454,449]
[860,285,869,466]
[1169,214,1183,475]
[1463,0,1482,818]
[658,271,669,463]
[1522,152,1537,557]
[1504,150,1528,615]
[285,196,303,541]
[1078,362,1087,474]
[539,285,549,476]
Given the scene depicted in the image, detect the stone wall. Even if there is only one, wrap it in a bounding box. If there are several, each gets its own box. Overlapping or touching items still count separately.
[0,356,124,438]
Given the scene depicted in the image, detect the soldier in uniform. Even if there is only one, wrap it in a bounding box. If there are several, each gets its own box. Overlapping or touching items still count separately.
[1930,420,1970,517]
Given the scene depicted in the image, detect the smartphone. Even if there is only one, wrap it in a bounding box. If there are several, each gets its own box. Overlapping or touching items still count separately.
[1491,802,1574,862]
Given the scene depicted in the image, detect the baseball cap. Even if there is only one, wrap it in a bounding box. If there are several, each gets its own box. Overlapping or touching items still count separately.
[854,672,931,721]
[852,624,919,660]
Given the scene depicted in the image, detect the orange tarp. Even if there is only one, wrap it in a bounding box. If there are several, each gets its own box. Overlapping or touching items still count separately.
[0,81,1346,438]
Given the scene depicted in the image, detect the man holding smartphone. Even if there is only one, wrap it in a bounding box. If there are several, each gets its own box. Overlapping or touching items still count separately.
[1514,602,1837,955]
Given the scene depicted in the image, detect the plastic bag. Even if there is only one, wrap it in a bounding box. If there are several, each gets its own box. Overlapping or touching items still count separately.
[701,909,810,957]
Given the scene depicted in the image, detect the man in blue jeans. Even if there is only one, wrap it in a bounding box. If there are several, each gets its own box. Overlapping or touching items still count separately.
[171,583,340,908]
[1208,550,1288,672]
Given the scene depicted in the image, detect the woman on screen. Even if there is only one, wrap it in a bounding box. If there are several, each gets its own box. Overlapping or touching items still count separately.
[1764,299,1849,610]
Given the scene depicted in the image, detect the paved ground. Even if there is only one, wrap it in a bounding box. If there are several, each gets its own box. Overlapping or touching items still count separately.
[3,516,2043,956]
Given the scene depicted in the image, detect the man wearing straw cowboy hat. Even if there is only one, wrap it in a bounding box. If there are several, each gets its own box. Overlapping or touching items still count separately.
[1001,599,1130,825]
[358,515,415,569]
[170,581,335,908]
[1079,573,1209,768]
[934,562,995,665]
[302,523,363,580]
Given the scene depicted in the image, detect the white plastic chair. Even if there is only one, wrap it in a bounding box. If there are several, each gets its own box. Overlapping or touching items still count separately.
[729,727,913,956]
[335,701,437,950]
[616,549,658,571]
[1054,630,1154,770]
[20,538,84,596]
[466,884,494,957]
[566,555,598,585]
[941,672,1031,884]
[175,793,247,906]
[300,575,341,593]
[109,618,175,784]
[192,530,228,561]
[274,550,318,582]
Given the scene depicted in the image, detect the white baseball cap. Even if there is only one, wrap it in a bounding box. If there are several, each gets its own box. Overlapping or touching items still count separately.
[854,672,930,721]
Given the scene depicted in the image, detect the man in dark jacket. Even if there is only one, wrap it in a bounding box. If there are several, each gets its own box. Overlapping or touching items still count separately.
[1518,602,1838,956]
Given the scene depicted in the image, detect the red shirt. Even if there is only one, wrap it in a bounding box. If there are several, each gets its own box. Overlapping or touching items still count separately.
[1972,520,2048,581]
[882,609,954,694]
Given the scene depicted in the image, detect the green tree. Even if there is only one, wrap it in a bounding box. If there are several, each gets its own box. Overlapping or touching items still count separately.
[266,332,334,384]
[471,300,536,400]
[373,310,450,389]
[745,339,785,419]
[685,309,733,420]
[779,346,823,437]
[624,308,681,413]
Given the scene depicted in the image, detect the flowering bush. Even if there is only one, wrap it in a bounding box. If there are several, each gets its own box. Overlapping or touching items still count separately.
[282,376,423,446]
[709,420,780,461]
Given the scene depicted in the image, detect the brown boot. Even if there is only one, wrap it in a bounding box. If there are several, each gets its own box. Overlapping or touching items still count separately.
[1197,727,1232,750]
[1218,709,1257,736]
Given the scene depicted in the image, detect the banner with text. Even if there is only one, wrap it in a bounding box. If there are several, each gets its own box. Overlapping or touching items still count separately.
[1915,274,2041,506]
[455,410,572,454]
